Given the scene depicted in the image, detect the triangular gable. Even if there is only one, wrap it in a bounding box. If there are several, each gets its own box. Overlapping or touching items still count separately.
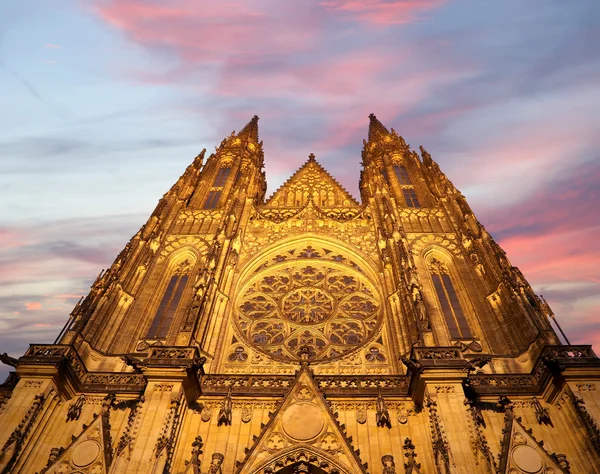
[497,409,569,474]
[235,364,368,474]
[266,157,359,208]
[41,406,113,474]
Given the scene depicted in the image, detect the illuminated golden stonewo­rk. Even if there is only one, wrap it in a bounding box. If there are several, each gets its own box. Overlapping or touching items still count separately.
[1,114,599,474]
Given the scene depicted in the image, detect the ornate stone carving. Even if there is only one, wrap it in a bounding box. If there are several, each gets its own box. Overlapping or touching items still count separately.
[200,406,212,422]
[157,235,209,262]
[154,395,182,473]
[532,397,552,426]
[412,347,462,360]
[464,398,495,470]
[66,395,85,422]
[115,396,144,459]
[1,393,45,472]
[403,438,422,474]
[208,452,224,474]
[241,405,252,423]
[0,352,18,367]
[376,389,391,428]
[185,435,203,474]
[425,393,451,473]
[356,405,367,424]
[572,395,600,454]
[41,447,65,473]
[409,233,461,257]
[235,259,381,363]
[381,454,396,474]
[217,387,233,426]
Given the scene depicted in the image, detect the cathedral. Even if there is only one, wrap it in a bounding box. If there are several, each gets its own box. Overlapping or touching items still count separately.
[1,114,600,474]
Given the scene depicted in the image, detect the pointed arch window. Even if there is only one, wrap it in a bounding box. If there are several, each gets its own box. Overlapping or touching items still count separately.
[203,166,231,209]
[429,259,472,339]
[393,164,420,207]
[214,167,231,187]
[393,165,411,184]
[147,260,191,338]
[204,190,222,209]
[402,188,420,208]
[381,167,389,183]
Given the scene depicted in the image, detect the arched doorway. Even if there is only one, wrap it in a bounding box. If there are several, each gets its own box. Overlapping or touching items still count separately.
[273,461,330,473]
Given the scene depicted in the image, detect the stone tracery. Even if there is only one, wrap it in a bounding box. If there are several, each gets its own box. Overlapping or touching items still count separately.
[235,246,381,363]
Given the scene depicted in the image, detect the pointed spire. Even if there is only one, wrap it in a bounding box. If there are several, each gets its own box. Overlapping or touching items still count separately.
[368,113,390,141]
[237,115,259,142]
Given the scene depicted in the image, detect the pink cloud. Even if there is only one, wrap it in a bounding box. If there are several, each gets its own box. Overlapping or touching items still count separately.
[94,1,320,64]
[0,229,27,249]
[500,228,600,283]
[25,302,42,311]
[320,0,445,25]
[44,43,61,48]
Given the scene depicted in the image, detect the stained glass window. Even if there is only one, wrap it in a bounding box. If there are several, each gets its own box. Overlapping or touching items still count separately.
[214,167,231,187]
[204,190,222,209]
[147,274,189,338]
[402,188,420,208]
[393,165,411,184]
[431,265,472,339]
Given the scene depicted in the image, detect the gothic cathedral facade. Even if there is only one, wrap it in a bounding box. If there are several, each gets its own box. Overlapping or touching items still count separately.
[1,115,600,474]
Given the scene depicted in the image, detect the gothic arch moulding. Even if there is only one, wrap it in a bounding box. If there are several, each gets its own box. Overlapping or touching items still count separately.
[249,445,354,474]
[138,248,200,341]
[409,233,462,258]
[420,245,480,345]
[157,235,210,262]
[232,235,385,364]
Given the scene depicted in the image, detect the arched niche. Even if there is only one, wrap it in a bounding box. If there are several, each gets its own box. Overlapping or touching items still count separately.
[252,446,353,474]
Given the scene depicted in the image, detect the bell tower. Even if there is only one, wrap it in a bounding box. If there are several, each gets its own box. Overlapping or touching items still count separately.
[1,115,599,474]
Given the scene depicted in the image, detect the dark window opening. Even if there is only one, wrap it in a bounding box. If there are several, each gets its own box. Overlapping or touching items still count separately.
[147,274,189,338]
[394,165,411,184]
[432,272,472,339]
[402,188,420,208]
[214,167,231,187]
[204,190,222,209]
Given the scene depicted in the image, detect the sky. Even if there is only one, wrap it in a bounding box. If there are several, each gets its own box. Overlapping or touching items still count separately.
[1,0,599,380]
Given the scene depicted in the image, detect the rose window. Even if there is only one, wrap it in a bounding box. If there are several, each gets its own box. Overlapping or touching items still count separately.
[235,261,381,363]
[281,288,335,324]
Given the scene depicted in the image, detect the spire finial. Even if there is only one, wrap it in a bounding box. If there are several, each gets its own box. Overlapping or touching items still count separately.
[238,115,260,142]
[368,113,390,142]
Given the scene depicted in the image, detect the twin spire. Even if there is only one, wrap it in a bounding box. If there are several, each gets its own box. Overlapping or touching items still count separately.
[237,115,260,143]
[235,113,392,144]
[368,112,390,142]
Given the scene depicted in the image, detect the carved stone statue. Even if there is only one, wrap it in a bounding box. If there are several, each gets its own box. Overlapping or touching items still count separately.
[412,290,430,331]
[217,387,233,426]
[208,452,224,474]
[376,389,392,429]
[403,438,422,474]
[294,463,311,473]
[381,454,396,474]
[66,395,85,422]
[188,435,203,474]
[0,353,17,367]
